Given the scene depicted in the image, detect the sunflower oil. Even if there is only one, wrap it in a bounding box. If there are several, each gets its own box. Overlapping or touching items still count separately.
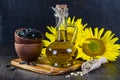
[46,5,77,67]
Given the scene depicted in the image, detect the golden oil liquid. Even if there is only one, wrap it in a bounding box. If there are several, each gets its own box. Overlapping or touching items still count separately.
[46,41,77,67]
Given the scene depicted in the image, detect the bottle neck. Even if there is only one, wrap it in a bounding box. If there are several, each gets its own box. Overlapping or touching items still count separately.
[52,4,69,42]
[56,17,67,42]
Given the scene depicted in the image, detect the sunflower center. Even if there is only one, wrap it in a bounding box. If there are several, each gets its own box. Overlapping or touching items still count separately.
[82,38,105,57]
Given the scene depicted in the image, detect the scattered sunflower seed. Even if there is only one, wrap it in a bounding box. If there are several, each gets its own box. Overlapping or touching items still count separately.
[19,61,28,64]
[65,75,70,78]
[5,64,11,67]
[30,62,36,66]
[10,66,17,70]
[70,72,76,76]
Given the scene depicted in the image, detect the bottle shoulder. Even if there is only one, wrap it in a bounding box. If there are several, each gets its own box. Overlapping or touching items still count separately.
[47,41,76,49]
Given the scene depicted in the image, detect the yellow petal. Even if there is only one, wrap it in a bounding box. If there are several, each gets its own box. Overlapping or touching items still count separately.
[83,23,88,28]
[76,51,83,59]
[72,16,75,24]
[89,27,94,38]
[102,30,112,40]
[47,26,56,35]
[108,33,115,40]
[98,28,104,39]
[84,28,93,38]
[103,52,120,61]
[105,44,120,52]
[67,17,71,24]
[45,32,55,42]
[110,37,119,44]
[41,48,47,58]
[76,19,82,24]
[75,19,82,29]
[82,54,92,61]
[94,27,98,38]
[42,40,51,47]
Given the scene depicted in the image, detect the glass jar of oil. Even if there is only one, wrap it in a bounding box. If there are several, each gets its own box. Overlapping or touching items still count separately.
[46,5,77,67]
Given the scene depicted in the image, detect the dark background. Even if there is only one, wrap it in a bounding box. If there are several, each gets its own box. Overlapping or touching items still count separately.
[0,0,120,55]
[0,1,120,80]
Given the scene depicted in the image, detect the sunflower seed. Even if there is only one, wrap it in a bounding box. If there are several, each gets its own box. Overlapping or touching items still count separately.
[10,66,17,70]
[19,61,28,64]
[5,64,11,67]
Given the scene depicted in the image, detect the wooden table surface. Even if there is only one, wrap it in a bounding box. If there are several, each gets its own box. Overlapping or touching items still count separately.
[0,44,120,80]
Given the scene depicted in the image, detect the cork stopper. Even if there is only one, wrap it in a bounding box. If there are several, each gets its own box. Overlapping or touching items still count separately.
[56,4,68,9]
[52,4,68,18]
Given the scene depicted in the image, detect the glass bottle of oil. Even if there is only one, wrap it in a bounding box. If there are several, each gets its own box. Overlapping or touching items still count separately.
[46,5,77,67]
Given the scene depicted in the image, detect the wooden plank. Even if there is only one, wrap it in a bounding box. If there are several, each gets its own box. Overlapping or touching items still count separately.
[11,58,83,75]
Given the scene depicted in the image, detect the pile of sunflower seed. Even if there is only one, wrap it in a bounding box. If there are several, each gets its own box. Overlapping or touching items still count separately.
[81,59,98,73]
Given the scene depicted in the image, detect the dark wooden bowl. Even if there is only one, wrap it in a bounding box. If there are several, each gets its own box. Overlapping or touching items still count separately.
[15,28,43,44]
[14,42,43,62]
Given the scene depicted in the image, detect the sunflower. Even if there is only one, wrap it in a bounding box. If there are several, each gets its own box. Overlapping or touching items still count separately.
[41,17,87,57]
[41,17,120,62]
[76,27,120,61]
